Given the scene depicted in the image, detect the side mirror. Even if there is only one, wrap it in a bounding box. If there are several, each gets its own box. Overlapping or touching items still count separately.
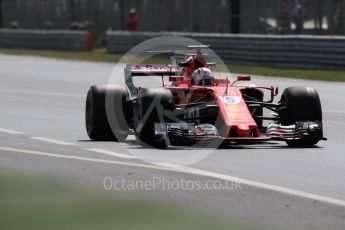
[237,75,251,81]
[169,76,184,82]
[232,75,251,86]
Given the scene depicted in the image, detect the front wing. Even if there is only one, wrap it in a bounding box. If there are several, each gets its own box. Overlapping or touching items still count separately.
[154,121,325,144]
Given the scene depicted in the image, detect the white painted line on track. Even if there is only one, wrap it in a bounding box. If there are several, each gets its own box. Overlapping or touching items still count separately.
[30,137,76,146]
[0,89,84,98]
[324,110,345,115]
[85,148,140,159]
[1,146,345,208]
[0,128,24,134]
[153,163,183,168]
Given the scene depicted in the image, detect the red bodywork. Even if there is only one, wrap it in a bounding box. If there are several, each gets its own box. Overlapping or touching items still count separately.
[166,78,276,140]
[127,55,278,141]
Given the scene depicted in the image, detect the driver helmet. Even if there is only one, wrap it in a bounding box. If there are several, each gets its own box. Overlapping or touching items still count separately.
[192,67,214,85]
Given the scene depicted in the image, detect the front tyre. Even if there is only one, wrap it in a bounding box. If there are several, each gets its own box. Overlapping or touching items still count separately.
[134,88,175,149]
[279,86,323,147]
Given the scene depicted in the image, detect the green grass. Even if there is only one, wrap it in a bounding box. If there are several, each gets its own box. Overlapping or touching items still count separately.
[0,48,124,63]
[0,169,255,230]
[228,65,345,82]
[0,48,171,64]
[1,48,344,81]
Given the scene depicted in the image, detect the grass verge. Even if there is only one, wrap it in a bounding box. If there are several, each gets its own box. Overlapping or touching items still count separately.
[0,169,255,230]
[1,48,344,81]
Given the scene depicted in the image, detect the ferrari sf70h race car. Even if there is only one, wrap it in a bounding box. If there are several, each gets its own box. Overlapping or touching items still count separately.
[85,45,326,149]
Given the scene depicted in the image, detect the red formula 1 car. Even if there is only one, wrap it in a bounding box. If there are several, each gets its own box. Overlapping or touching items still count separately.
[85,45,326,149]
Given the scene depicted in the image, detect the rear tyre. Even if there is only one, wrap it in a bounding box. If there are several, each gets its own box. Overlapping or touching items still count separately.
[279,86,322,147]
[134,88,175,149]
[85,85,130,141]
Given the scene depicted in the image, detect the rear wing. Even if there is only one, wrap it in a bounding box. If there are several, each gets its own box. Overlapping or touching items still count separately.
[125,64,180,95]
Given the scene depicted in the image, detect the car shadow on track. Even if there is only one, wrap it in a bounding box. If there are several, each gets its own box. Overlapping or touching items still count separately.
[77,139,323,150]
[121,139,324,150]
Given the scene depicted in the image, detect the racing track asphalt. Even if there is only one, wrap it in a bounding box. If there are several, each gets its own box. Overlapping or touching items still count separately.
[0,54,345,230]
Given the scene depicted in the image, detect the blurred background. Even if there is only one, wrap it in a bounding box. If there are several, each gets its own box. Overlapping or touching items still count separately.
[1,0,344,36]
[1,0,345,72]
